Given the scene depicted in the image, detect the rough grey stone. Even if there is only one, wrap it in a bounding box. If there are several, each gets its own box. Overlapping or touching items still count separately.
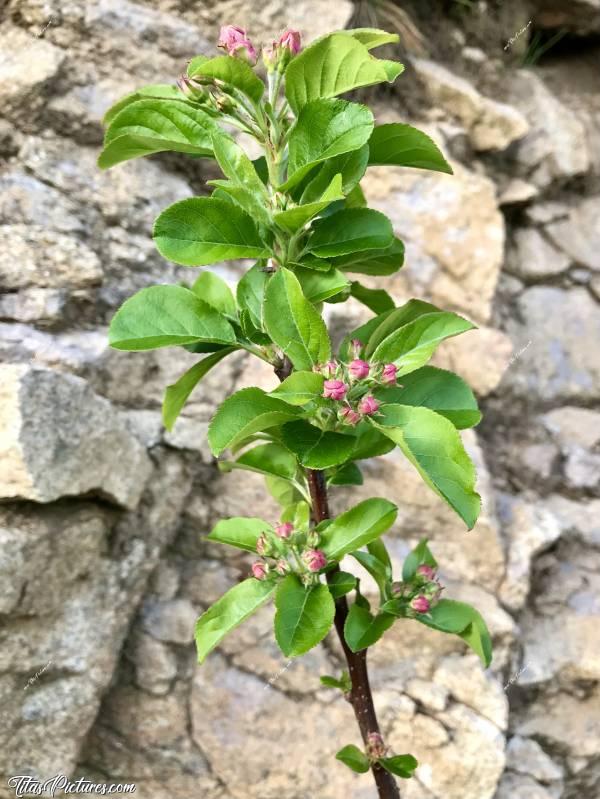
[545,196,600,272]
[534,0,600,35]
[508,228,570,279]
[497,495,562,611]
[506,736,564,783]
[0,26,65,127]
[413,58,529,152]
[84,0,211,58]
[0,364,152,509]
[141,599,198,645]
[0,453,192,779]
[509,71,589,186]
[0,225,102,290]
[504,287,600,401]
[0,172,85,232]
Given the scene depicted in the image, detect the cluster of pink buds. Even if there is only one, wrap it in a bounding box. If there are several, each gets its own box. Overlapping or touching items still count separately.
[314,346,401,429]
[391,563,444,615]
[410,564,444,614]
[251,522,328,582]
[218,25,257,64]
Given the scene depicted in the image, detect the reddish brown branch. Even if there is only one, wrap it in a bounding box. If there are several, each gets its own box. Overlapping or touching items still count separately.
[307,469,400,799]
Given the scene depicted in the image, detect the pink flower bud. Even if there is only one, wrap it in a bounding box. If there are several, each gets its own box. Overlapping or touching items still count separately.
[382,363,398,385]
[323,379,348,401]
[275,522,294,539]
[303,549,328,572]
[359,395,380,416]
[322,360,338,377]
[416,564,437,581]
[410,595,431,614]
[349,359,370,380]
[340,406,361,426]
[252,561,268,581]
[275,559,291,575]
[217,25,257,64]
[367,732,387,759]
[278,29,302,55]
[350,339,363,359]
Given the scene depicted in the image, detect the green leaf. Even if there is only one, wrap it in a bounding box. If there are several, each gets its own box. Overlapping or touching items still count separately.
[368,123,452,174]
[417,599,493,667]
[327,462,363,486]
[320,671,352,691]
[274,575,335,657]
[187,55,265,103]
[285,33,404,113]
[336,744,370,774]
[192,272,237,318]
[350,425,396,460]
[163,348,236,431]
[263,268,331,370]
[372,405,480,528]
[402,538,438,581]
[371,311,476,376]
[343,28,401,49]
[284,99,374,189]
[266,474,303,508]
[345,183,367,208]
[237,262,268,328]
[109,285,236,351]
[351,551,389,598]
[368,538,392,573]
[328,571,358,600]
[103,84,184,126]
[99,99,217,169]
[374,366,482,429]
[195,578,275,663]
[281,420,356,469]
[321,498,398,560]
[210,133,270,225]
[350,282,395,314]
[233,443,298,480]
[274,175,344,232]
[308,208,393,258]
[186,55,209,75]
[208,387,301,456]
[344,605,396,652]
[380,755,418,778]
[331,236,405,276]
[206,517,273,553]
[361,300,439,357]
[299,146,369,203]
[153,197,269,266]
[270,371,325,405]
[295,266,350,303]
[209,181,271,227]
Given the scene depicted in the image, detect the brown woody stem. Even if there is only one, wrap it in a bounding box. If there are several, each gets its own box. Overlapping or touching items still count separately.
[271,355,399,797]
[306,469,400,799]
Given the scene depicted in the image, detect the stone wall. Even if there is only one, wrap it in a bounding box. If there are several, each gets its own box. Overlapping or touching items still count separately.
[0,1,599,797]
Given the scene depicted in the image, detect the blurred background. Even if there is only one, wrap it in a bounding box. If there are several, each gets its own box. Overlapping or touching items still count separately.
[0,1,599,797]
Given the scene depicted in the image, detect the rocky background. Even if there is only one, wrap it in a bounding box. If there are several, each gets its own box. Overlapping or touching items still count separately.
[0,1,599,797]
